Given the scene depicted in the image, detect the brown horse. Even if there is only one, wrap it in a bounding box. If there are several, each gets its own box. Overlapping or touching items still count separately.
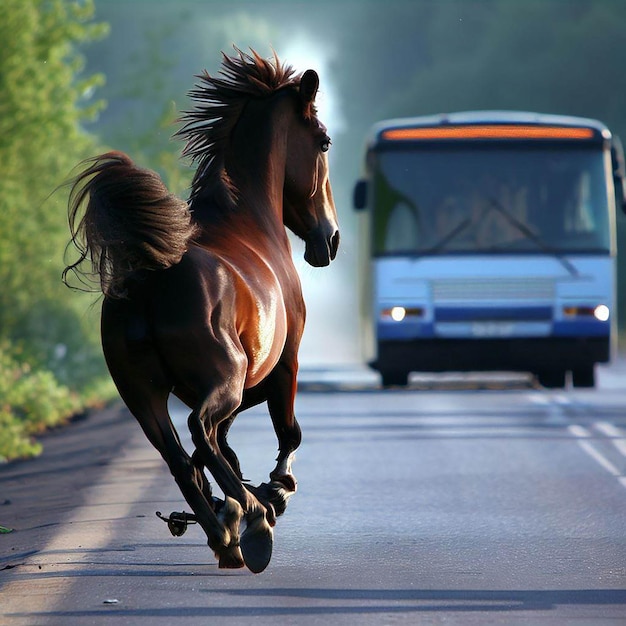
[63,50,339,573]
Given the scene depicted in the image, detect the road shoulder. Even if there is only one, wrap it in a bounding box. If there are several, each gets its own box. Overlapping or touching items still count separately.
[0,404,136,567]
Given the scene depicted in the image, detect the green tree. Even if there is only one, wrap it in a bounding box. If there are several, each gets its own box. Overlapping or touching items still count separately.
[86,2,280,194]
[0,0,108,378]
[0,0,110,459]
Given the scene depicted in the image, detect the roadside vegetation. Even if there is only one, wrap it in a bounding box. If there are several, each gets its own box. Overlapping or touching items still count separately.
[0,0,111,461]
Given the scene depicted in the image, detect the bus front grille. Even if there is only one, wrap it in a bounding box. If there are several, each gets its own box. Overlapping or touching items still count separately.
[432,278,555,302]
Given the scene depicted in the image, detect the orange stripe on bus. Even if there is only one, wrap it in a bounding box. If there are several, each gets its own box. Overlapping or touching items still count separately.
[381,125,595,141]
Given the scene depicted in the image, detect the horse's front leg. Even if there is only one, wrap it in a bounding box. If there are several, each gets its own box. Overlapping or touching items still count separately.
[216,385,295,519]
[216,382,270,481]
[259,359,302,516]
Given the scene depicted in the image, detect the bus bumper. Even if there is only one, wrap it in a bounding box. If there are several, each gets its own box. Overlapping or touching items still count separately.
[374,336,610,375]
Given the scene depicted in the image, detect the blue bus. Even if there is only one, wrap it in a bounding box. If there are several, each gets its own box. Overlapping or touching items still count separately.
[353,111,626,388]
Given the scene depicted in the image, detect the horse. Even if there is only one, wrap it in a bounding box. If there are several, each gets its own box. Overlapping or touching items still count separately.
[63,49,339,573]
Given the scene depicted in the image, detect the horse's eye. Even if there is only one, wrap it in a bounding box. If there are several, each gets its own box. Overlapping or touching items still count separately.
[320,137,331,153]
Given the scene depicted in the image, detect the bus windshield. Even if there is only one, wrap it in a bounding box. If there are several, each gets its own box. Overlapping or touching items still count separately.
[372,144,610,256]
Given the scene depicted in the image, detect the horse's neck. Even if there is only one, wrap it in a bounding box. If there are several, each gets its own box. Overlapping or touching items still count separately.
[191,158,289,258]
[219,102,289,240]
[235,101,287,194]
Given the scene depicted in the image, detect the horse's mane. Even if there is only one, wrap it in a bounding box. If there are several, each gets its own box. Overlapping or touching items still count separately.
[176,48,309,206]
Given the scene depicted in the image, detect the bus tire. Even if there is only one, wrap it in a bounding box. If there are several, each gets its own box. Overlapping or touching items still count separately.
[536,369,566,389]
[381,370,409,388]
[572,366,595,388]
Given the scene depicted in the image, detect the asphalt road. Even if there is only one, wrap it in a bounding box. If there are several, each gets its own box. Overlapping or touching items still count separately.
[1,366,626,625]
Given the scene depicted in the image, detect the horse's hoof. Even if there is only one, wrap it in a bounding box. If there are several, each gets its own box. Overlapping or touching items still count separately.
[244,484,279,524]
[267,481,294,517]
[256,481,293,517]
[269,480,294,516]
[210,497,245,569]
[270,472,297,493]
[240,514,273,574]
[217,546,245,569]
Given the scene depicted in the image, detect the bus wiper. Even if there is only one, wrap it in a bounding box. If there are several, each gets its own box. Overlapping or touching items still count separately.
[486,196,579,277]
[426,217,472,253]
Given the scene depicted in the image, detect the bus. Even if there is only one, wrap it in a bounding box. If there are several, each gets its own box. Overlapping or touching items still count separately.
[353,111,626,388]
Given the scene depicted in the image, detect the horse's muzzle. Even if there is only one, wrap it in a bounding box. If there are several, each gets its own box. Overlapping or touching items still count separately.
[304,227,340,267]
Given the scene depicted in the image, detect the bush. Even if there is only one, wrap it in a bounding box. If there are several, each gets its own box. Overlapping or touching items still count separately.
[0,409,42,462]
[0,343,85,462]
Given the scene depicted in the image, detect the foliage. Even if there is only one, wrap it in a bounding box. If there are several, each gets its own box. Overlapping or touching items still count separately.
[0,409,41,463]
[85,3,282,193]
[0,0,112,460]
[0,343,80,462]
[0,0,108,362]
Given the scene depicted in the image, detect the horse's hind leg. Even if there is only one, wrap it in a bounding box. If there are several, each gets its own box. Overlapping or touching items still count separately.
[101,322,244,567]
[125,391,245,567]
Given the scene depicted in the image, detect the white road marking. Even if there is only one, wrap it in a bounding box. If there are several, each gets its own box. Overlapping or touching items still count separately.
[594,421,626,458]
[568,424,623,480]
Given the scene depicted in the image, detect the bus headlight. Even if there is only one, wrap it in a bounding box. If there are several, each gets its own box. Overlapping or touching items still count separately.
[594,304,610,322]
[391,306,406,321]
[562,305,609,321]
[381,306,424,321]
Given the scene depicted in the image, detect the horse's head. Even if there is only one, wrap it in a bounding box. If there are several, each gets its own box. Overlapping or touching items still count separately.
[283,70,340,267]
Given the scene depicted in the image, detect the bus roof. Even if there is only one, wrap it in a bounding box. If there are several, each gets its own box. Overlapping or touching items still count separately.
[369,111,611,146]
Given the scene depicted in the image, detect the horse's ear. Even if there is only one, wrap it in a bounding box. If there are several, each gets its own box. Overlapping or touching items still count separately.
[299,69,319,104]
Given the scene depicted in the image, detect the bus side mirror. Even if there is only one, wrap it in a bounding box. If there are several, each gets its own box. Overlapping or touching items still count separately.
[353,179,368,210]
[611,136,626,214]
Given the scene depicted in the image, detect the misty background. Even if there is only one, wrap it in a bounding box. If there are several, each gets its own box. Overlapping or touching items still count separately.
[83,0,626,366]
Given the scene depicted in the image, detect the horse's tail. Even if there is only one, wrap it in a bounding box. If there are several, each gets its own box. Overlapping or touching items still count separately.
[62,151,197,298]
